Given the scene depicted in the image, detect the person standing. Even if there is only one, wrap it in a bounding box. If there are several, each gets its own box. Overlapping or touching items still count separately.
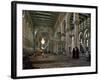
[72,48,75,59]
[75,47,79,59]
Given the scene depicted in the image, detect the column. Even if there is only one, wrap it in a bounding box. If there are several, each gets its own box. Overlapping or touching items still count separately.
[56,41,58,54]
[65,13,70,56]
[54,41,56,53]
[60,24,62,53]
[72,36,75,50]
[73,13,79,48]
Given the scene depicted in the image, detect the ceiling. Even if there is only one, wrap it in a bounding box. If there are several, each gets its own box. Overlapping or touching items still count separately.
[25,11,90,31]
[70,13,91,24]
[28,11,60,28]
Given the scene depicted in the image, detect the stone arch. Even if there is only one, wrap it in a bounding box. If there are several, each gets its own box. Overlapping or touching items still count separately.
[84,29,88,39]
[84,29,90,50]
[34,26,53,51]
[79,32,83,41]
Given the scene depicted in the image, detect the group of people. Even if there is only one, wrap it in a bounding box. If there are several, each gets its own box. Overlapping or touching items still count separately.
[72,47,79,59]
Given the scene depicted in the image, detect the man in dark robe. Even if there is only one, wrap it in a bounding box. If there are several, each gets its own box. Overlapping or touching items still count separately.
[75,47,79,59]
[72,48,75,59]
